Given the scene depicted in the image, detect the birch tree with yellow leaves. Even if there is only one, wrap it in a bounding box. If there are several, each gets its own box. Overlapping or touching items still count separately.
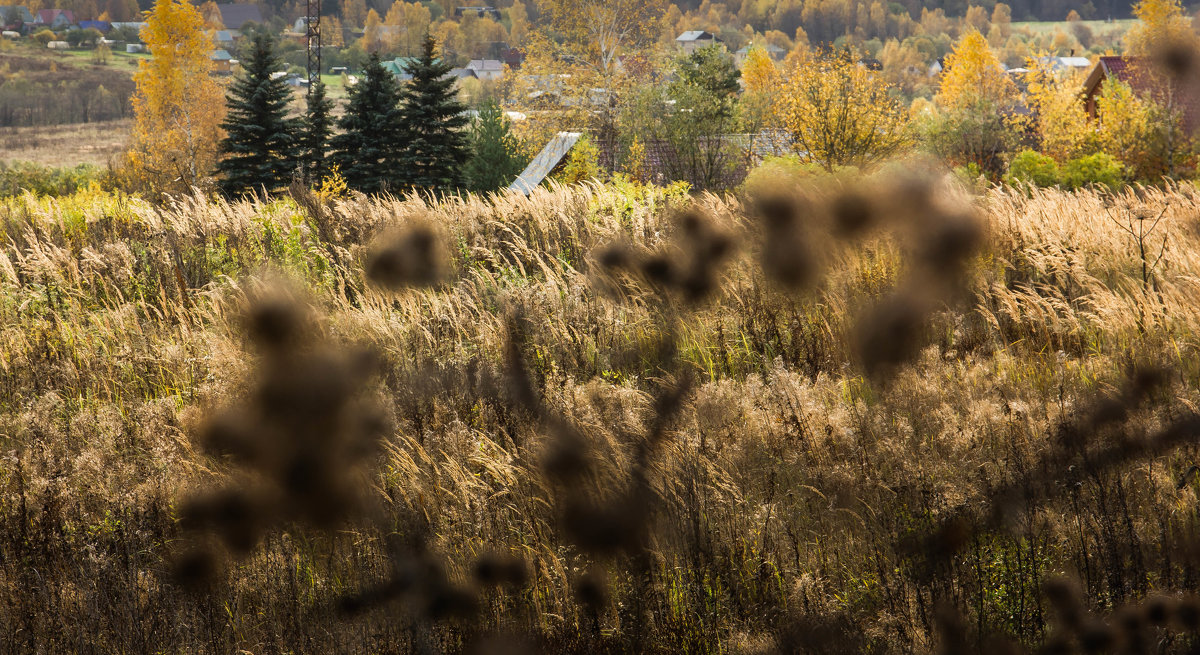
[934,29,1017,110]
[1125,0,1198,59]
[922,29,1022,176]
[739,45,786,157]
[125,0,225,196]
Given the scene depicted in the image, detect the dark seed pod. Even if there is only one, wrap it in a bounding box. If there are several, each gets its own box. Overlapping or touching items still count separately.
[246,295,305,350]
[831,190,875,237]
[575,569,608,609]
[365,225,443,289]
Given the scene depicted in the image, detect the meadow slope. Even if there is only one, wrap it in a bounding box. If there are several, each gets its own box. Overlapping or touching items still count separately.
[3,179,1200,652]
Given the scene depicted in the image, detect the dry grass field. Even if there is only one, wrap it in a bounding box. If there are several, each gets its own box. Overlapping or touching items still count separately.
[0,119,130,167]
[3,175,1200,653]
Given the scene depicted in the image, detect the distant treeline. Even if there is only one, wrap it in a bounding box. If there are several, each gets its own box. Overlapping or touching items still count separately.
[0,56,133,127]
[153,0,1138,30]
[676,0,1137,22]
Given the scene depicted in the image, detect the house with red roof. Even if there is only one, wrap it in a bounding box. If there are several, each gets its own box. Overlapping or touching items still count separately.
[35,8,74,28]
[1083,55,1200,132]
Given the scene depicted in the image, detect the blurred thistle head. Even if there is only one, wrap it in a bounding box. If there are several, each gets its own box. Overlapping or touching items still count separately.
[754,192,799,232]
[170,543,225,593]
[178,294,390,584]
[574,567,608,610]
[852,291,930,380]
[1154,38,1198,80]
[241,287,316,353]
[365,223,446,290]
[472,553,528,588]
[830,188,876,238]
[915,210,982,275]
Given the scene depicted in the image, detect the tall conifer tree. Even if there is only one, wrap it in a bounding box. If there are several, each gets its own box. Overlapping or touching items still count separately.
[464,99,525,193]
[300,80,335,185]
[331,53,408,194]
[217,33,300,196]
[398,34,470,193]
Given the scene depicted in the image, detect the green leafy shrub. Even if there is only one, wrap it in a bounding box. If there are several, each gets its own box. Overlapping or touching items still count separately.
[1061,152,1125,190]
[0,161,103,197]
[741,155,859,193]
[1005,150,1061,187]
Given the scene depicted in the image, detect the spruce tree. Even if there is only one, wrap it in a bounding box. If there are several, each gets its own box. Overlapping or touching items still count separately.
[330,53,408,194]
[464,99,525,193]
[300,80,335,185]
[398,34,470,193]
[217,33,301,196]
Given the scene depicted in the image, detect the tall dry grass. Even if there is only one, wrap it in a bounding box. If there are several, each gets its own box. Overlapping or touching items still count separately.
[4,178,1200,652]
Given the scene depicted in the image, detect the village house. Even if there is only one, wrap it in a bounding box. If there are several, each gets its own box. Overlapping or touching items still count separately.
[1082,55,1200,132]
[500,45,524,70]
[35,8,74,29]
[110,21,146,33]
[210,48,235,74]
[675,30,719,54]
[381,56,420,81]
[454,6,500,20]
[1045,55,1093,74]
[466,59,503,81]
[733,43,785,67]
[78,19,110,32]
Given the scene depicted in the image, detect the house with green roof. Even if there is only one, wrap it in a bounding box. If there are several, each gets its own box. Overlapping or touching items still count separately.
[380,57,420,80]
[379,56,446,81]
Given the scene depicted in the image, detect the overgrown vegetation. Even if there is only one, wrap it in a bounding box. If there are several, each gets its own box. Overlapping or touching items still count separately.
[5,175,1200,652]
[0,52,133,126]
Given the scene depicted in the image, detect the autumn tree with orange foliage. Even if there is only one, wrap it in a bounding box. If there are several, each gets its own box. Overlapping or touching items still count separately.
[198,0,223,29]
[123,0,225,196]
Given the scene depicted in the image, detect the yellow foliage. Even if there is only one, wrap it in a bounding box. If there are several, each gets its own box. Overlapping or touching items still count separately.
[935,29,1017,109]
[126,0,225,197]
[1125,0,1197,58]
[1023,57,1095,161]
[198,0,222,29]
[362,8,382,52]
[624,136,648,183]
[1095,78,1166,180]
[315,165,349,202]
[777,49,911,171]
[539,0,667,73]
[741,45,780,95]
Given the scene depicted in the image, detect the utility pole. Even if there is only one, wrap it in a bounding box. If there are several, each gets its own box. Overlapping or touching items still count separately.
[306,0,321,93]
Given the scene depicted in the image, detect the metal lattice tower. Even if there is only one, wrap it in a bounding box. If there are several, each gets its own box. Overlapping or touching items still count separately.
[306,0,321,94]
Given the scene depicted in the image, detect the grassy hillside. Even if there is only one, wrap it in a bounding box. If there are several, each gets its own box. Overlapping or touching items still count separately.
[3,177,1200,652]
